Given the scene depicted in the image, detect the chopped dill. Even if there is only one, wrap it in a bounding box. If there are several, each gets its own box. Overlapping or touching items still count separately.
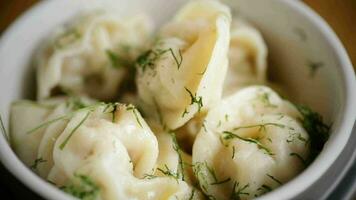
[256,184,272,196]
[27,115,69,134]
[30,157,47,170]
[307,61,324,77]
[266,174,282,185]
[184,87,203,112]
[126,105,143,128]
[59,111,92,150]
[136,47,182,71]
[170,132,185,180]
[157,164,180,181]
[202,120,207,132]
[232,146,236,159]
[296,104,330,161]
[106,49,131,68]
[61,173,100,200]
[181,108,189,118]
[290,152,307,166]
[168,48,183,69]
[258,92,277,108]
[143,174,158,180]
[222,131,274,156]
[189,189,196,200]
[230,181,250,200]
[232,122,293,132]
[0,115,8,142]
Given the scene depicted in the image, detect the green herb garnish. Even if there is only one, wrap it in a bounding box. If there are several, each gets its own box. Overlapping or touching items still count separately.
[184,87,203,112]
[30,157,47,170]
[307,61,324,77]
[222,131,274,156]
[266,174,282,185]
[0,115,8,142]
[61,174,100,200]
[106,50,132,68]
[126,105,143,128]
[230,181,250,200]
[59,111,92,150]
[170,132,185,180]
[296,104,330,161]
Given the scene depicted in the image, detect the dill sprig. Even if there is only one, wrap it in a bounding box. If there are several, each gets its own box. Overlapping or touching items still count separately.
[143,174,158,180]
[30,157,47,170]
[61,173,100,200]
[184,87,203,112]
[170,132,185,181]
[232,146,236,159]
[106,49,132,68]
[290,152,307,166]
[181,108,189,118]
[189,189,196,200]
[157,164,180,181]
[296,104,330,161]
[222,131,274,156]
[266,174,282,185]
[307,61,324,77]
[232,122,291,132]
[27,115,69,134]
[126,105,143,128]
[258,93,277,108]
[136,47,182,71]
[59,111,92,150]
[0,115,9,142]
[230,181,250,200]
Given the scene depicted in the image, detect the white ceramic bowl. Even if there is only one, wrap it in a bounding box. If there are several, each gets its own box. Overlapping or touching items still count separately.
[0,0,355,199]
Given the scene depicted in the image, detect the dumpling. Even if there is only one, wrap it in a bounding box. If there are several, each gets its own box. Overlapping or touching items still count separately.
[10,97,95,172]
[136,0,231,129]
[223,19,268,96]
[149,121,197,186]
[45,104,200,199]
[192,86,310,199]
[37,11,153,101]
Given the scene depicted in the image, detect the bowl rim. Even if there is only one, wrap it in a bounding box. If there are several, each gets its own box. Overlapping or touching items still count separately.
[0,0,355,200]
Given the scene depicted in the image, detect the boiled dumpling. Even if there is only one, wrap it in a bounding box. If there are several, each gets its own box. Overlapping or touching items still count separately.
[10,97,91,167]
[47,104,200,200]
[192,86,310,199]
[37,11,153,101]
[149,121,197,186]
[223,19,268,96]
[136,0,231,129]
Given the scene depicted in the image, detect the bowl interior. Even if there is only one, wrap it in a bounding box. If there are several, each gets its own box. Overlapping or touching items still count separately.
[0,0,354,199]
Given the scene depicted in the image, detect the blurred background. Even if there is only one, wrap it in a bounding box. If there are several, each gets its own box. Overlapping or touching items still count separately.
[0,0,355,67]
[0,0,355,199]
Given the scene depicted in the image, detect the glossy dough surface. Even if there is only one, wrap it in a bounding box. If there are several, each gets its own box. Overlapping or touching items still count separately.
[8,1,319,199]
[37,12,153,101]
[192,86,309,199]
[136,0,231,129]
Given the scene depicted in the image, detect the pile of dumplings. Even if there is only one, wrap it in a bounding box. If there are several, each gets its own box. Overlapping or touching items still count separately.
[10,1,319,199]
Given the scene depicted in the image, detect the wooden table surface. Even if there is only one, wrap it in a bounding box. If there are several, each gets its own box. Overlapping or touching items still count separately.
[0,0,355,68]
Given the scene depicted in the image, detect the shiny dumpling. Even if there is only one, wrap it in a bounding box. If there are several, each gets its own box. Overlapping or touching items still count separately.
[192,86,310,199]
[37,11,153,101]
[10,97,94,173]
[136,0,231,129]
[149,121,197,186]
[48,105,201,200]
[223,19,268,96]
